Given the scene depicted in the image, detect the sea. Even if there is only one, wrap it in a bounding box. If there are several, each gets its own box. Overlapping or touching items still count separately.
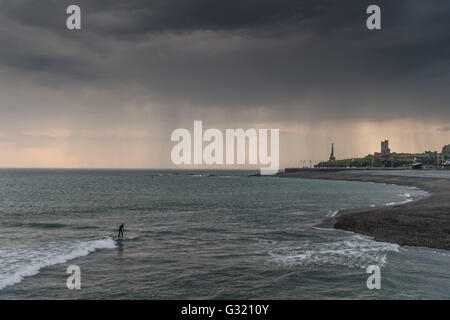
[0,169,449,299]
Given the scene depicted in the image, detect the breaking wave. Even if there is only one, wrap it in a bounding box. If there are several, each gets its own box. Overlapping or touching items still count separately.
[0,237,116,290]
[262,235,400,269]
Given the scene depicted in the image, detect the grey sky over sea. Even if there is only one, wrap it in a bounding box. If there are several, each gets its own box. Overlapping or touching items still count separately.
[0,0,449,168]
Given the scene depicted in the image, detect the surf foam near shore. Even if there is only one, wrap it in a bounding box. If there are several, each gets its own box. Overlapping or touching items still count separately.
[0,237,116,290]
[263,234,400,269]
[279,170,450,250]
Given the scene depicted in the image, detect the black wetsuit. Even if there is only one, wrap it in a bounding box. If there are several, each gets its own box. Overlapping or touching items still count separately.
[118,224,124,238]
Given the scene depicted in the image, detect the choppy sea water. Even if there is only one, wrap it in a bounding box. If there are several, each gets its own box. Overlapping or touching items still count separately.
[0,169,448,299]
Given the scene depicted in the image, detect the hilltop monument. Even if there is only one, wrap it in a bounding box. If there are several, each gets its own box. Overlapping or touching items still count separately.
[381,140,391,157]
[329,143,336,161]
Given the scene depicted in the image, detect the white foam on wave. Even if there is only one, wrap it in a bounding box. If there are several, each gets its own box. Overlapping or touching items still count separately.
[0,237,116,290]
[327,209,340,217]
[385,198,413,206]
[263,235,399,269]
[385,191,413,206]
[385,188,429,206]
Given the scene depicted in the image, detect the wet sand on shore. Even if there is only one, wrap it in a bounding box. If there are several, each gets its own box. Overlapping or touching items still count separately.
[278,170,450,250]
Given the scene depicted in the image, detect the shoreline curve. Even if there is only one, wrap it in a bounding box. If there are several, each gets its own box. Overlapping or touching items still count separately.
[277,170,450,250]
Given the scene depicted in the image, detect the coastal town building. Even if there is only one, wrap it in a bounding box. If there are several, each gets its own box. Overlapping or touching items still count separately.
[442,144,450,159]
[444,160,450,169]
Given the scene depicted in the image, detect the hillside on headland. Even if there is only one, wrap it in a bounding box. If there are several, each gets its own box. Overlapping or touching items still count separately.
[317,142,450,169]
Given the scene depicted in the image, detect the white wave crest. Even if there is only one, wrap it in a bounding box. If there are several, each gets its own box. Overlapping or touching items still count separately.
[0,237,116,290]
[327,209,339,217]
[264,235,399,269]
[385,191,415,206]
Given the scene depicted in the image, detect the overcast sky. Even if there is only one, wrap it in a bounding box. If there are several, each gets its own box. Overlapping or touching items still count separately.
[0,0,449,168]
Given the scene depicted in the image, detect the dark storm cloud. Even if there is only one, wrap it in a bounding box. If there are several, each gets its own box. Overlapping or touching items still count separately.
[1,0,450,122]
[0,0,356,35]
